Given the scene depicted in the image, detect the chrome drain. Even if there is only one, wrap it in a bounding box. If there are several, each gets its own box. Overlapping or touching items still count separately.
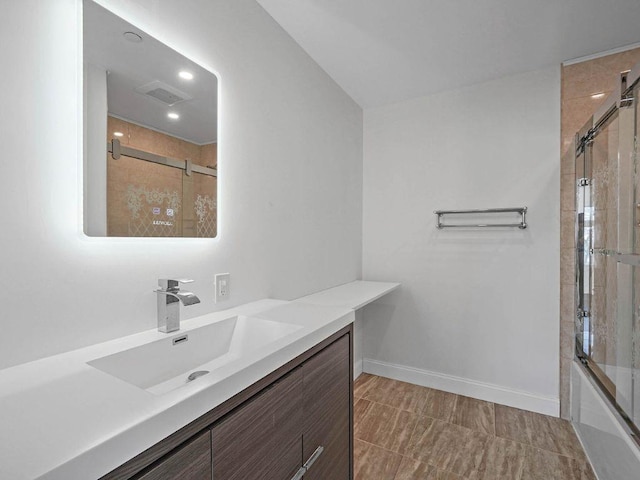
[187,370,209,382]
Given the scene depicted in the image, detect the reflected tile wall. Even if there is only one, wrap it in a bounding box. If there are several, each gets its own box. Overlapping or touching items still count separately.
[106,116,218,237]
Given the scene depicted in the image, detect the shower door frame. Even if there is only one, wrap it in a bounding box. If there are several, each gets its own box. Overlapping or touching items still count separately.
[574,69,640,443]
[574,111,621,400]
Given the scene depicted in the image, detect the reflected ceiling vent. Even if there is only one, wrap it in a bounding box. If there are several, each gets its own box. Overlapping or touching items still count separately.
[134,80,192,106]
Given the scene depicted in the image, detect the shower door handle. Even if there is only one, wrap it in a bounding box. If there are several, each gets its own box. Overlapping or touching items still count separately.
[589,249,640,266]
[612,253,640,266]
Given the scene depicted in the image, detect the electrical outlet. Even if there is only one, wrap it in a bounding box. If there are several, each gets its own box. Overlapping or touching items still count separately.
[214,273,230,303]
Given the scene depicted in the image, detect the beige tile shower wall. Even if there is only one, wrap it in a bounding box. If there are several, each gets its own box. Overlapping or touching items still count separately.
[200,142,218,169]
[196,143,218,237]
[106,116,218,237]
[559,47,640,419]
[562,48,640,154]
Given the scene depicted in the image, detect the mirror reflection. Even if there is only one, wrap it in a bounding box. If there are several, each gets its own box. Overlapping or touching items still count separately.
[83,0,218,237]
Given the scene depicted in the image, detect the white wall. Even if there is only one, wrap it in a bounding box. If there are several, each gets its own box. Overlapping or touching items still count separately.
[362,67,561,415]
[0,0,362,370]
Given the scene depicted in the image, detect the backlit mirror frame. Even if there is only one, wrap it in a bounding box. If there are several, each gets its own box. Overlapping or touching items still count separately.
[83,0,219,238]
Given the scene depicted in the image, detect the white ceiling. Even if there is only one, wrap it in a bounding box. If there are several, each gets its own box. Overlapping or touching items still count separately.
[256,0,640,108]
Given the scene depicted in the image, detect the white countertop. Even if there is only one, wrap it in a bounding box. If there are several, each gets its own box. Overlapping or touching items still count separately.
[0,281,398,480]
[295,280,400,310]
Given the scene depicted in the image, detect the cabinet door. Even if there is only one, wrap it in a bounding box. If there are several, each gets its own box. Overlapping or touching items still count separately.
[136,430,211,480]
[212,368,303,480]
[302,334,351,480]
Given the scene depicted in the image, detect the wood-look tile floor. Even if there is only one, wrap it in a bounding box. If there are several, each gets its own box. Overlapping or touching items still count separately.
[353,374,596,480]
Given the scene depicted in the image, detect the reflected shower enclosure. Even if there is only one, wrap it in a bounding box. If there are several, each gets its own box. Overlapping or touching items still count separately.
[105,118,217,238]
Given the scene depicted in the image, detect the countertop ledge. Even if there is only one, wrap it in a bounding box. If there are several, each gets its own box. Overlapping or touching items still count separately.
[0,280,398,480]
[294,280,400,310]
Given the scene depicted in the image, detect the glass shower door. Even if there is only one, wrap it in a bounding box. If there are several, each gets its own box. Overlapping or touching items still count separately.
[576,121,593,363]
[614,89,637,421]
[575,85,640,433]
[633,81,640,427]
[589,110,621,396]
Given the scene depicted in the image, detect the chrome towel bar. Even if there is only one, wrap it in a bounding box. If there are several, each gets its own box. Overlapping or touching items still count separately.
[434,207,527,229]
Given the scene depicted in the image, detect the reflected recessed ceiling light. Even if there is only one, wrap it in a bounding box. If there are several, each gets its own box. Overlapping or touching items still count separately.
[178,71,194,80]
[123,31,143,43]
[167,112,180,120]
[113,131,124,137]
[591,92,605,99]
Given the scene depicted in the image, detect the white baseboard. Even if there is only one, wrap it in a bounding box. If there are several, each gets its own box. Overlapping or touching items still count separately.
[354,359,363,379]
[363,358,559,417]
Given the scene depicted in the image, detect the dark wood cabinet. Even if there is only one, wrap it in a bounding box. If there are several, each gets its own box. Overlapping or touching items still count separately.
[301,334,351,480]
[211,369,304,480]
[135,430,211,480]
[101,325,352,480]
[211,333,352,480]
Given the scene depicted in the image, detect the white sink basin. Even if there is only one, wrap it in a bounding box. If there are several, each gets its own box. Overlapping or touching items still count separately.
[88,315,302,395]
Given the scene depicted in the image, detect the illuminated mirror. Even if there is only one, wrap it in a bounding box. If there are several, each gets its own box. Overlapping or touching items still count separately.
[83,0,218,237]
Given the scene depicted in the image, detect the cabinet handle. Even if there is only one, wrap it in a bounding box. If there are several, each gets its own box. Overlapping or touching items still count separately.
[289,446,324,480]
[290,466,306,480]
[303,446,324,470]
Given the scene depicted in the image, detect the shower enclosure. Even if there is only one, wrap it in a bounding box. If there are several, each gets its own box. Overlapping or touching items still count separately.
[575,65,640,437]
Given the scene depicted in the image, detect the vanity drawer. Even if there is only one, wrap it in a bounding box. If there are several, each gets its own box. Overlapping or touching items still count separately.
[302,334,351,480]
[135,430,210,480]
[211,368,304,480]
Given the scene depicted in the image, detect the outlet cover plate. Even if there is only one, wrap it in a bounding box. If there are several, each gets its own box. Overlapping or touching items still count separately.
[214,273,230,303]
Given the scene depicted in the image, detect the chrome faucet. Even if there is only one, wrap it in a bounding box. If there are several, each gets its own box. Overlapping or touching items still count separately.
[155,279,201,333]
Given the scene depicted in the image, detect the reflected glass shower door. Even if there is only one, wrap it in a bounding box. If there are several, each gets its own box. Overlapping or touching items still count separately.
[107,154,217,238]
[108,153,184,237]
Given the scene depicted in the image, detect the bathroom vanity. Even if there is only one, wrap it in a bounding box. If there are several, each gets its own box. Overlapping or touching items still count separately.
[0,281,398,480]
[101,326,351,480]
